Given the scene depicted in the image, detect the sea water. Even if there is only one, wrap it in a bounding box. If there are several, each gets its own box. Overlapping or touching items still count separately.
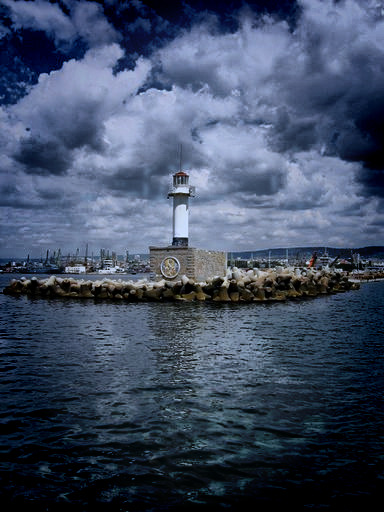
[0,274,383,511]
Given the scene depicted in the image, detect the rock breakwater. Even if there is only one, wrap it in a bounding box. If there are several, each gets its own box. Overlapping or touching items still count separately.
[3,267,359,302]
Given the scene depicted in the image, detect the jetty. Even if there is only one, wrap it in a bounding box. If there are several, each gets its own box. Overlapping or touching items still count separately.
[3,267,359,302]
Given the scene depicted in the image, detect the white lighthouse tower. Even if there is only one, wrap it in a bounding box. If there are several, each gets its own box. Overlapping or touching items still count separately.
[149,162,226,281]
[168,170,195,247]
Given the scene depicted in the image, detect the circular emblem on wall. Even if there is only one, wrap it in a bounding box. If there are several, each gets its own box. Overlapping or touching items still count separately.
[160,256,180,279]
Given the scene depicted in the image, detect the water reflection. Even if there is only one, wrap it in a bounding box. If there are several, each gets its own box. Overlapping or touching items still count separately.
[146,302,208,373]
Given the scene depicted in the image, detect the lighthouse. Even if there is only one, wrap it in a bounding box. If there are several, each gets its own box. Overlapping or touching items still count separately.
[168,170,195,247]
[149,166,226,282]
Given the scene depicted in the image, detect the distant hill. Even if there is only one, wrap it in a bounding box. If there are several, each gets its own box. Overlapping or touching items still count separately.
[229,246,384,260]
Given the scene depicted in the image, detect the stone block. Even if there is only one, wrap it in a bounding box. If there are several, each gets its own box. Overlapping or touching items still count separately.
[149,246,227,282]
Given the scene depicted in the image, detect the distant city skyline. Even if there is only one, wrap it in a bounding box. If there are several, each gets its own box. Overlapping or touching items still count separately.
[1,0,383,258]
[2,244,383,264]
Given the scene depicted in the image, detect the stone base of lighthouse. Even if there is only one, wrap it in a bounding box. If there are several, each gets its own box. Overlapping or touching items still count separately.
[149,246,227,282]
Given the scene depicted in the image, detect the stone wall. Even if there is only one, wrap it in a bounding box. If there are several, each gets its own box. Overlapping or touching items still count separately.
[149,246,227,281]
[192,249,228,282]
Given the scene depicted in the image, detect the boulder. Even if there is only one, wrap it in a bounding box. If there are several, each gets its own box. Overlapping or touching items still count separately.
[2,267,359,303]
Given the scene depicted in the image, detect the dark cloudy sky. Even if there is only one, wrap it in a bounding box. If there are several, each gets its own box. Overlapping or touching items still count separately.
[1,0,383,258]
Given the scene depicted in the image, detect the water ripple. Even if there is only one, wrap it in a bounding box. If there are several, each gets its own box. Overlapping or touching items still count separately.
[1,277,383,509]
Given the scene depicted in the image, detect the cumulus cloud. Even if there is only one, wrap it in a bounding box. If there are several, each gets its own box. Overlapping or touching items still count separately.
[3,0,76,43]
[3,0,120,49]
[10,44,150,175]
[0,0,384,257]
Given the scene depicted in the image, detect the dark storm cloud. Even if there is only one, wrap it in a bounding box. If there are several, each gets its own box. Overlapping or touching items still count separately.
[0,176,50,208]
[0,182,31,208]
[103,141,204,201]
[14,104,104,175]
[14,137,72,175]
[356,168,384,198]
[36,187,67,201]
[269,0,384,197]
[102,167,153,197]
[214,160,286,200]
[47,99,106,151]
[335,92,384,195]
[269,107,318,153]
[237,169,285,197]
[12,99,106,175]
[14,94,104,175]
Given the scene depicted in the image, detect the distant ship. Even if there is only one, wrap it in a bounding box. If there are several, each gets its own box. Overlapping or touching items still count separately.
[308,249,338,269]
[318,249,332,267]
[15,264,64,274]
[98,266,125,274]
